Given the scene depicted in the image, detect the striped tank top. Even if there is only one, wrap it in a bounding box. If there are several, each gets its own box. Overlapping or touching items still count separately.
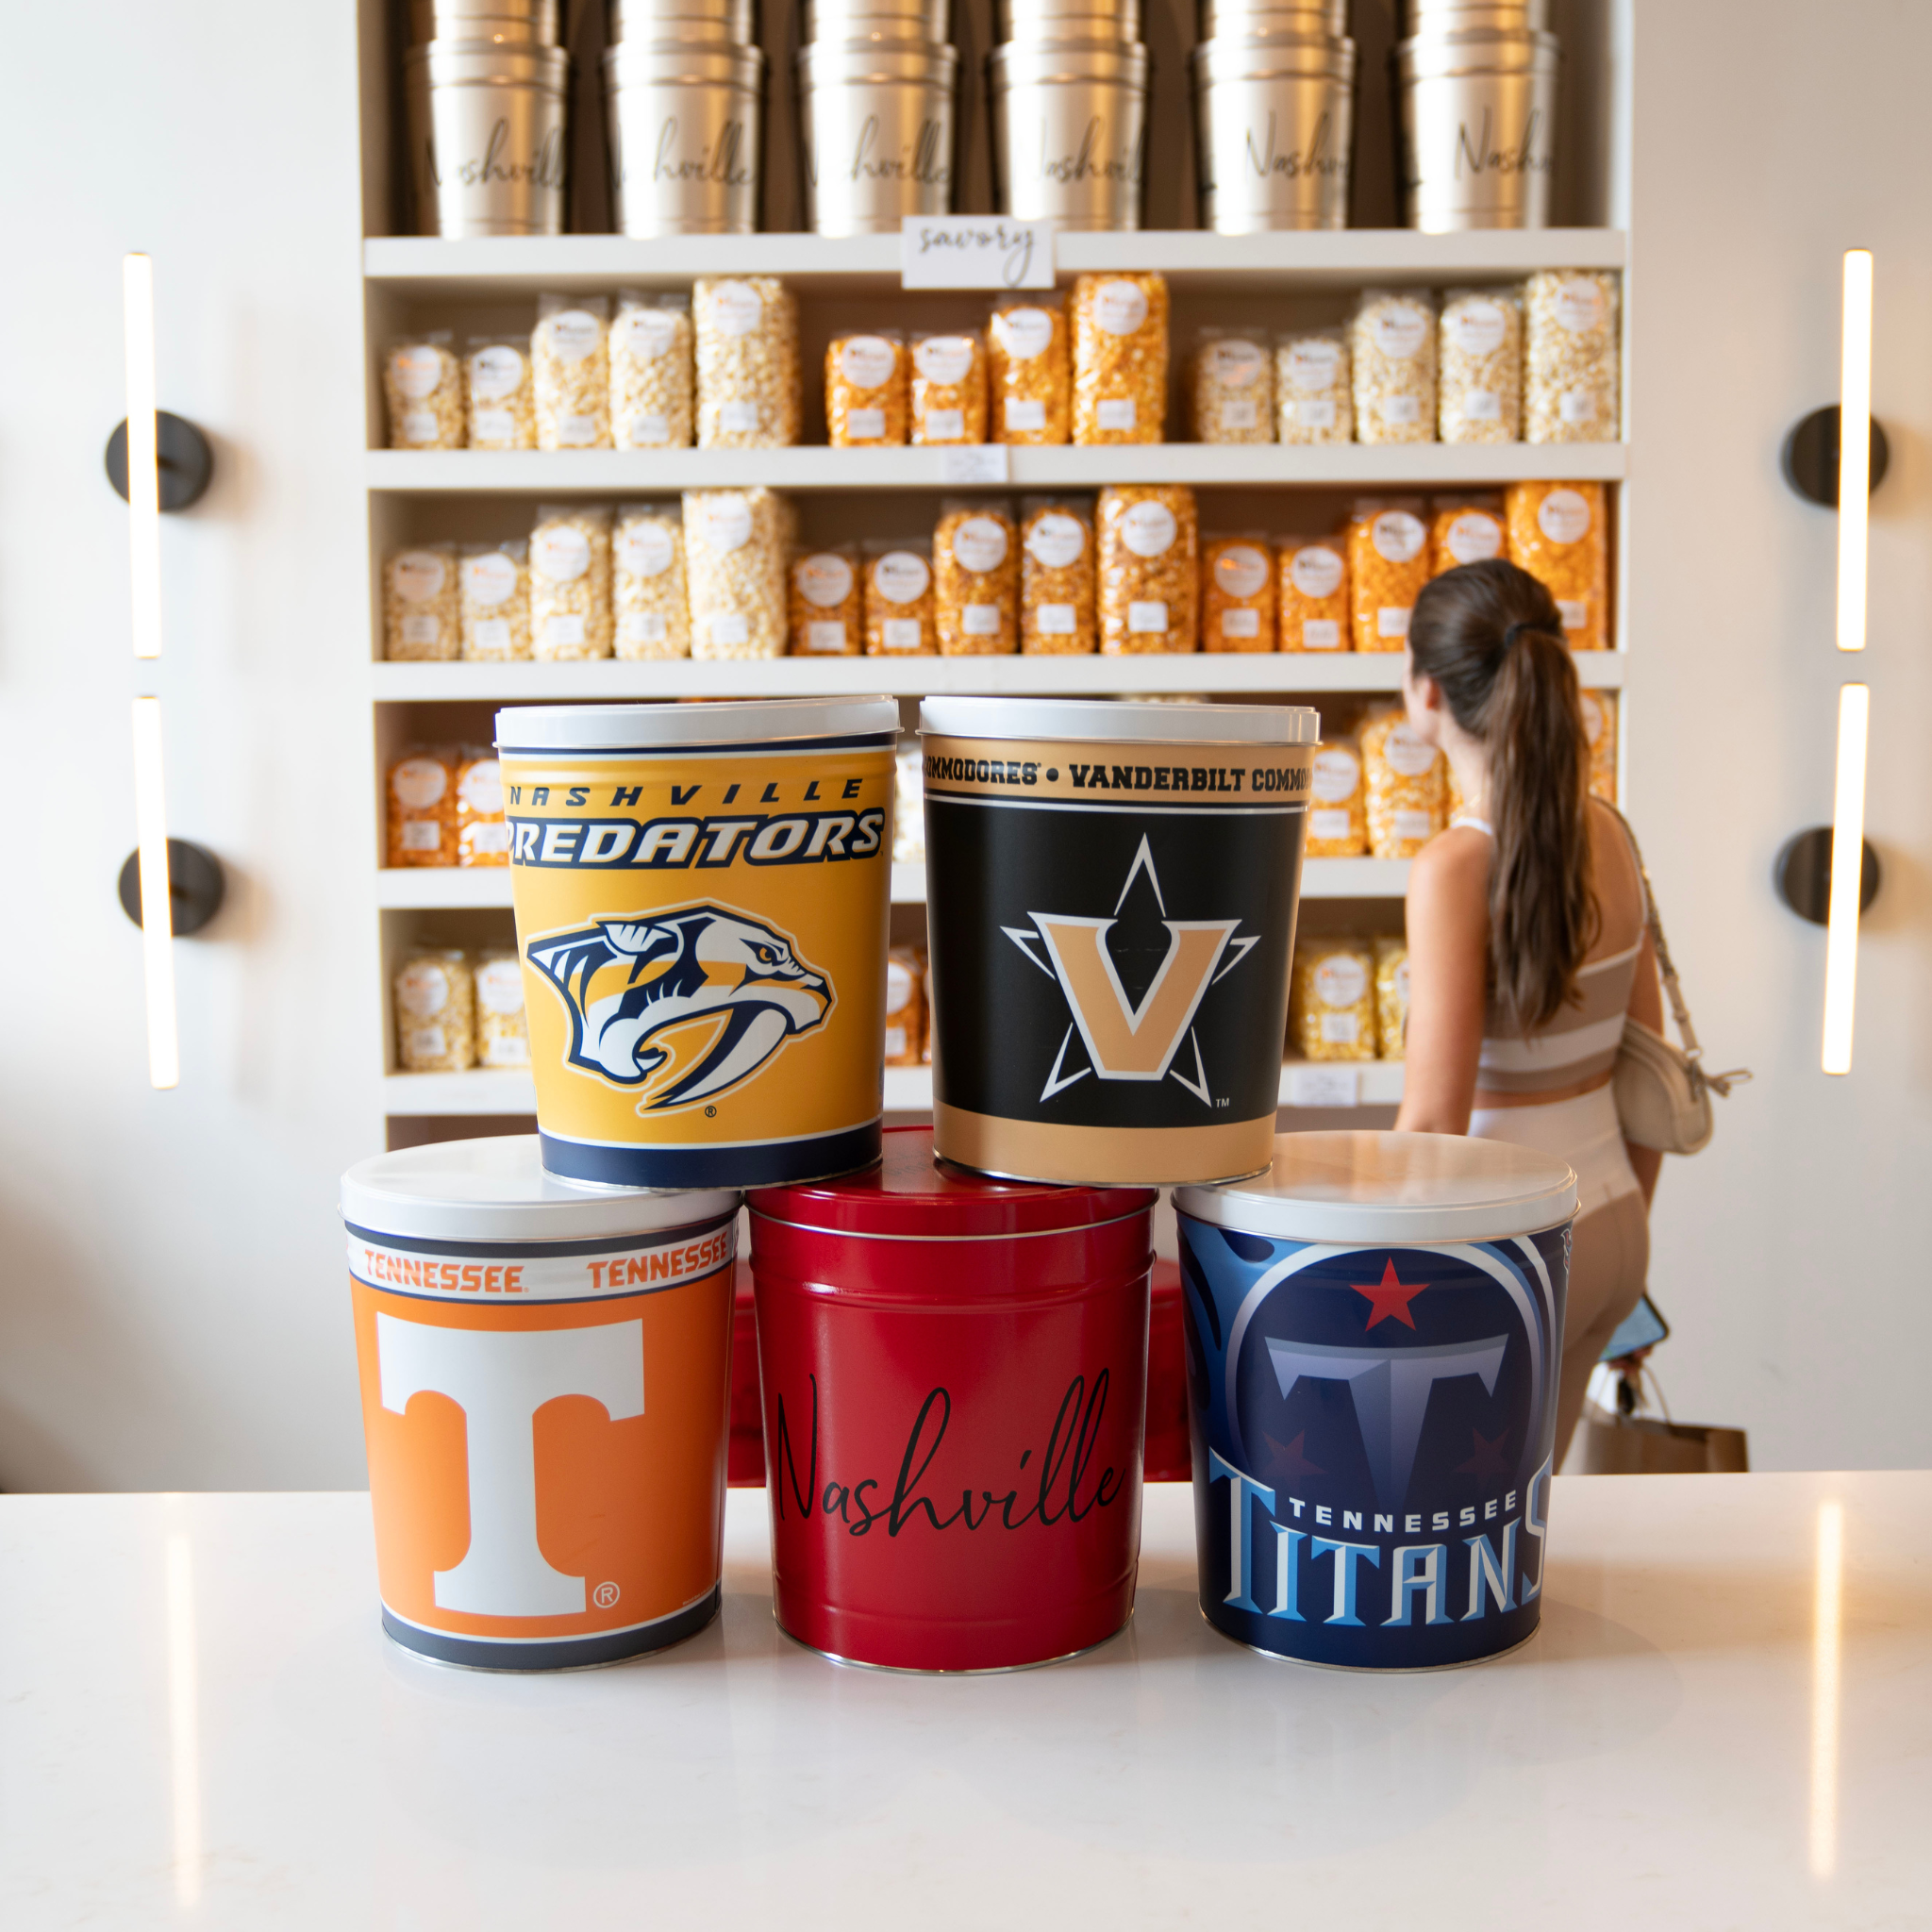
[1453,809,1645,1097]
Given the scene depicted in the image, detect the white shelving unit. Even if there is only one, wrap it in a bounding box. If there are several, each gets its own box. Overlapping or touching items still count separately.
[383,1059,1407,1120]
[365,225,1628,1132]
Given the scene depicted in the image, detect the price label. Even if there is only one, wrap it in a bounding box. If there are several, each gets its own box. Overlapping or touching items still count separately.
[939,445,1010,485]
[901,217,1055,290]
[1283,1063,1360,1109]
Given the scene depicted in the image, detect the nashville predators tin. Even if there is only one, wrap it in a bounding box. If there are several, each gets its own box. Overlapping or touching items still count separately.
[498,706,896,1189]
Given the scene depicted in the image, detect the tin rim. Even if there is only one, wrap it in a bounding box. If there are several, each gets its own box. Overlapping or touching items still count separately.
[747,1201,1154,1242]
[776,1604,1134,1674]
[920,694,1318,745]
[496,694,899,752]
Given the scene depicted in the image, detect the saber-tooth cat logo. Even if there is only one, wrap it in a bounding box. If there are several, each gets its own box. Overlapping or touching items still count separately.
[1004,837,1257,1105]
[527,904,831,1109]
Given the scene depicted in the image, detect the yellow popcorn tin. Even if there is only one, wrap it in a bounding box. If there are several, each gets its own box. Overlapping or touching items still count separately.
[496,699,898,1189]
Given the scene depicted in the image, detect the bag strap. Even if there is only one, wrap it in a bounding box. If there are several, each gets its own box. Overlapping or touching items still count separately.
[1600,802,1752,1096]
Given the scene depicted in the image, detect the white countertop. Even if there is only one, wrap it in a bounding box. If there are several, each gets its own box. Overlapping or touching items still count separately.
[1,1474,1925,1928]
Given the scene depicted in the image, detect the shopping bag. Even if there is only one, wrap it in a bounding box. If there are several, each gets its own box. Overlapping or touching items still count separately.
[1572,1399,1749,1474]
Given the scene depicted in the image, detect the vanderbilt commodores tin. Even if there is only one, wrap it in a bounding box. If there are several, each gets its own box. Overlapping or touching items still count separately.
[497,699,897,1189]
[920,697,1318,1186]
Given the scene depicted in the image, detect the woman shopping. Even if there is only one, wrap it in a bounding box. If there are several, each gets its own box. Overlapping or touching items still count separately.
[1392,558,1661,1462]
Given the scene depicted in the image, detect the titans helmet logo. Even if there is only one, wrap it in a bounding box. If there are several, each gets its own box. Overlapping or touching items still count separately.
[525,904,832,1110]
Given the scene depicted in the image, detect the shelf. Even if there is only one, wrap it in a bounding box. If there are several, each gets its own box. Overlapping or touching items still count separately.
[373,651,1624,703]
[364,229,1626,296]
[367,442,1627,496]
[377,867,513,908]
[381,1059,1403,1118]
[383,1069,537,1115]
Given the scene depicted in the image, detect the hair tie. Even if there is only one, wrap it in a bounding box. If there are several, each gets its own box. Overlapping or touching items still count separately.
[1502,621,1533,649]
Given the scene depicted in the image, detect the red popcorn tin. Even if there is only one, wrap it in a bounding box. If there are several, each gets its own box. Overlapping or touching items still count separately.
[748,1125,1157,1672]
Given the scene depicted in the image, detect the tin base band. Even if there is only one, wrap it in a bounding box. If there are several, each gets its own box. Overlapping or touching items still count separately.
[380,1584,722,1672]
[539,1121,881,1190]
[1203,1607,1541,1674]
[934,1101,1274,1188]
[776,1607,1134,1676]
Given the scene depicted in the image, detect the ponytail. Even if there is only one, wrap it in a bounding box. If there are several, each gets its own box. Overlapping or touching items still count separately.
[1407,558,1597,1035]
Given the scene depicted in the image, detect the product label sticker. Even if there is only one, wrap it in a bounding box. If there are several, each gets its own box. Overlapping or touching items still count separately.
[1555,276,1607,335]
[1121,501,1178,558]
[1035,603,1076,635]
[914,336,974,384]
[391,344,445,400]
[618,521,676,578]
[1443,511,1504,565]
[400,614,441,646]
[1372,511,1426,564]
[804,620,847,654]
[1127,600,1169,634]
[1285,339,1341,392]
[468,343,525,399]
[404,1025,446,1060]
[845,407,886,441]
[1377,606,1412,639]
[708,281,764,338]
[1320,1011,1360,1044]
[1383,725,1438,777]
[533,527,591,582]
[1369,306,1429,360]
[393,758,449,810]
[1444,300,1508,357]
[940,445,1010,484]
[1219,399,1259,431]
[472,617,512,654]
[557,412,601,446]
[1559,388,1599,425]
[696,500,753,554]
[839,335,898,390]
[465,823,511,856]
[1092,279,1150,337]
[402,409,440,444]
[923,407,965,441]
[546,614,587,649]
[618,612,668,645]
[1096,397,1138,431]
[396,960,451,1016]
[993,307,1055,359]
[1379,393,1422,426]
[393,551,448,602]
[1311,747,1361,803]
[951,516,1009,573]
[1308,808,1354,841]
[477,957,526,1015]
[1026,513,1085,568]
[962,603,1002,635]
[626,411,671,445]
[1314,955,1369,1008]
[1557,598,1589,632]
[1538,489,1592,544]
[1459,389,1503,423]
[1220,608,1261,640]
[616,307,681,362]
[708,610,750,646]
[472,407,515,442]
[463,552,519,608]
[545,311,604,362]
[459,760,505,816]
[1301,618,1342,650]
[1289,544,1344,599]
[1393,808,1436,841]
[795,552,855,608]
[1213,545,1270,600]
[1004,396,1047,432]
[720,399,760,433]
[873,551,930,604]
[881,617,924,651]
[1205,339,1266,387]
[1294,397,1338,430]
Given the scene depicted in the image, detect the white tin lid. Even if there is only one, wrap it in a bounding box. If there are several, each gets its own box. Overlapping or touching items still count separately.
[1174,1130,1576,1242]
[920,696,1319,745]
[497,697,899,753]
[341,1137,741,1243]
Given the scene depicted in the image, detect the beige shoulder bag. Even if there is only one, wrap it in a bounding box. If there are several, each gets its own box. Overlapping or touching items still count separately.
[1606,807,1750,1155]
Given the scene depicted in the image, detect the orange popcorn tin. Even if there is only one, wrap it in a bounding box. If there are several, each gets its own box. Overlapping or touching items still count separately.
[341,1137,739,1670]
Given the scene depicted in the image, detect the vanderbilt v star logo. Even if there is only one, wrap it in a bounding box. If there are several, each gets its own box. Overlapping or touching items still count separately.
[1004,838,1257,1104]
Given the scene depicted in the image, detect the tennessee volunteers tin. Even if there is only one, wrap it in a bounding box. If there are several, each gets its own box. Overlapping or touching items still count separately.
[749,1126,1157,1672]
[341,1138,740,1670]
[1174,1132,1576,1670]
[497,699,898,1188]
[920,697,1318,1186]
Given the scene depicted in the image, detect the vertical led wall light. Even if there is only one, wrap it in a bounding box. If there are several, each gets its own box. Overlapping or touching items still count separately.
[1775,249,1883,1073]
[109,253,221,1090]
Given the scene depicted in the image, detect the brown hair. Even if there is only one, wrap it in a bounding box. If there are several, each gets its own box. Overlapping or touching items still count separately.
[1408,558,1597,1035]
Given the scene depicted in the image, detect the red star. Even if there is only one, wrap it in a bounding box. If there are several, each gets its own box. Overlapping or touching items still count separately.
[1455,1428,1511,1475]
[1351,1258,1429,1330]
[1262,1428,1326,1477]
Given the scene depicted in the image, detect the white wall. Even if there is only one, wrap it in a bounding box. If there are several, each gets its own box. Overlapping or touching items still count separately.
[1625,0,1932,1469]
[0,5,378,1488]
[0,0,1925,1490]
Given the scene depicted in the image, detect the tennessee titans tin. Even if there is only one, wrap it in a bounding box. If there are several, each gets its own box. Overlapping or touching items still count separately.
[920,697,1317,1187]
[1174,1132,1575,1670]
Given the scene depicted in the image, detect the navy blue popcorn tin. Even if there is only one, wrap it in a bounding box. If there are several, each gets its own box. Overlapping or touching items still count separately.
[1174,1132,1575,1671]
